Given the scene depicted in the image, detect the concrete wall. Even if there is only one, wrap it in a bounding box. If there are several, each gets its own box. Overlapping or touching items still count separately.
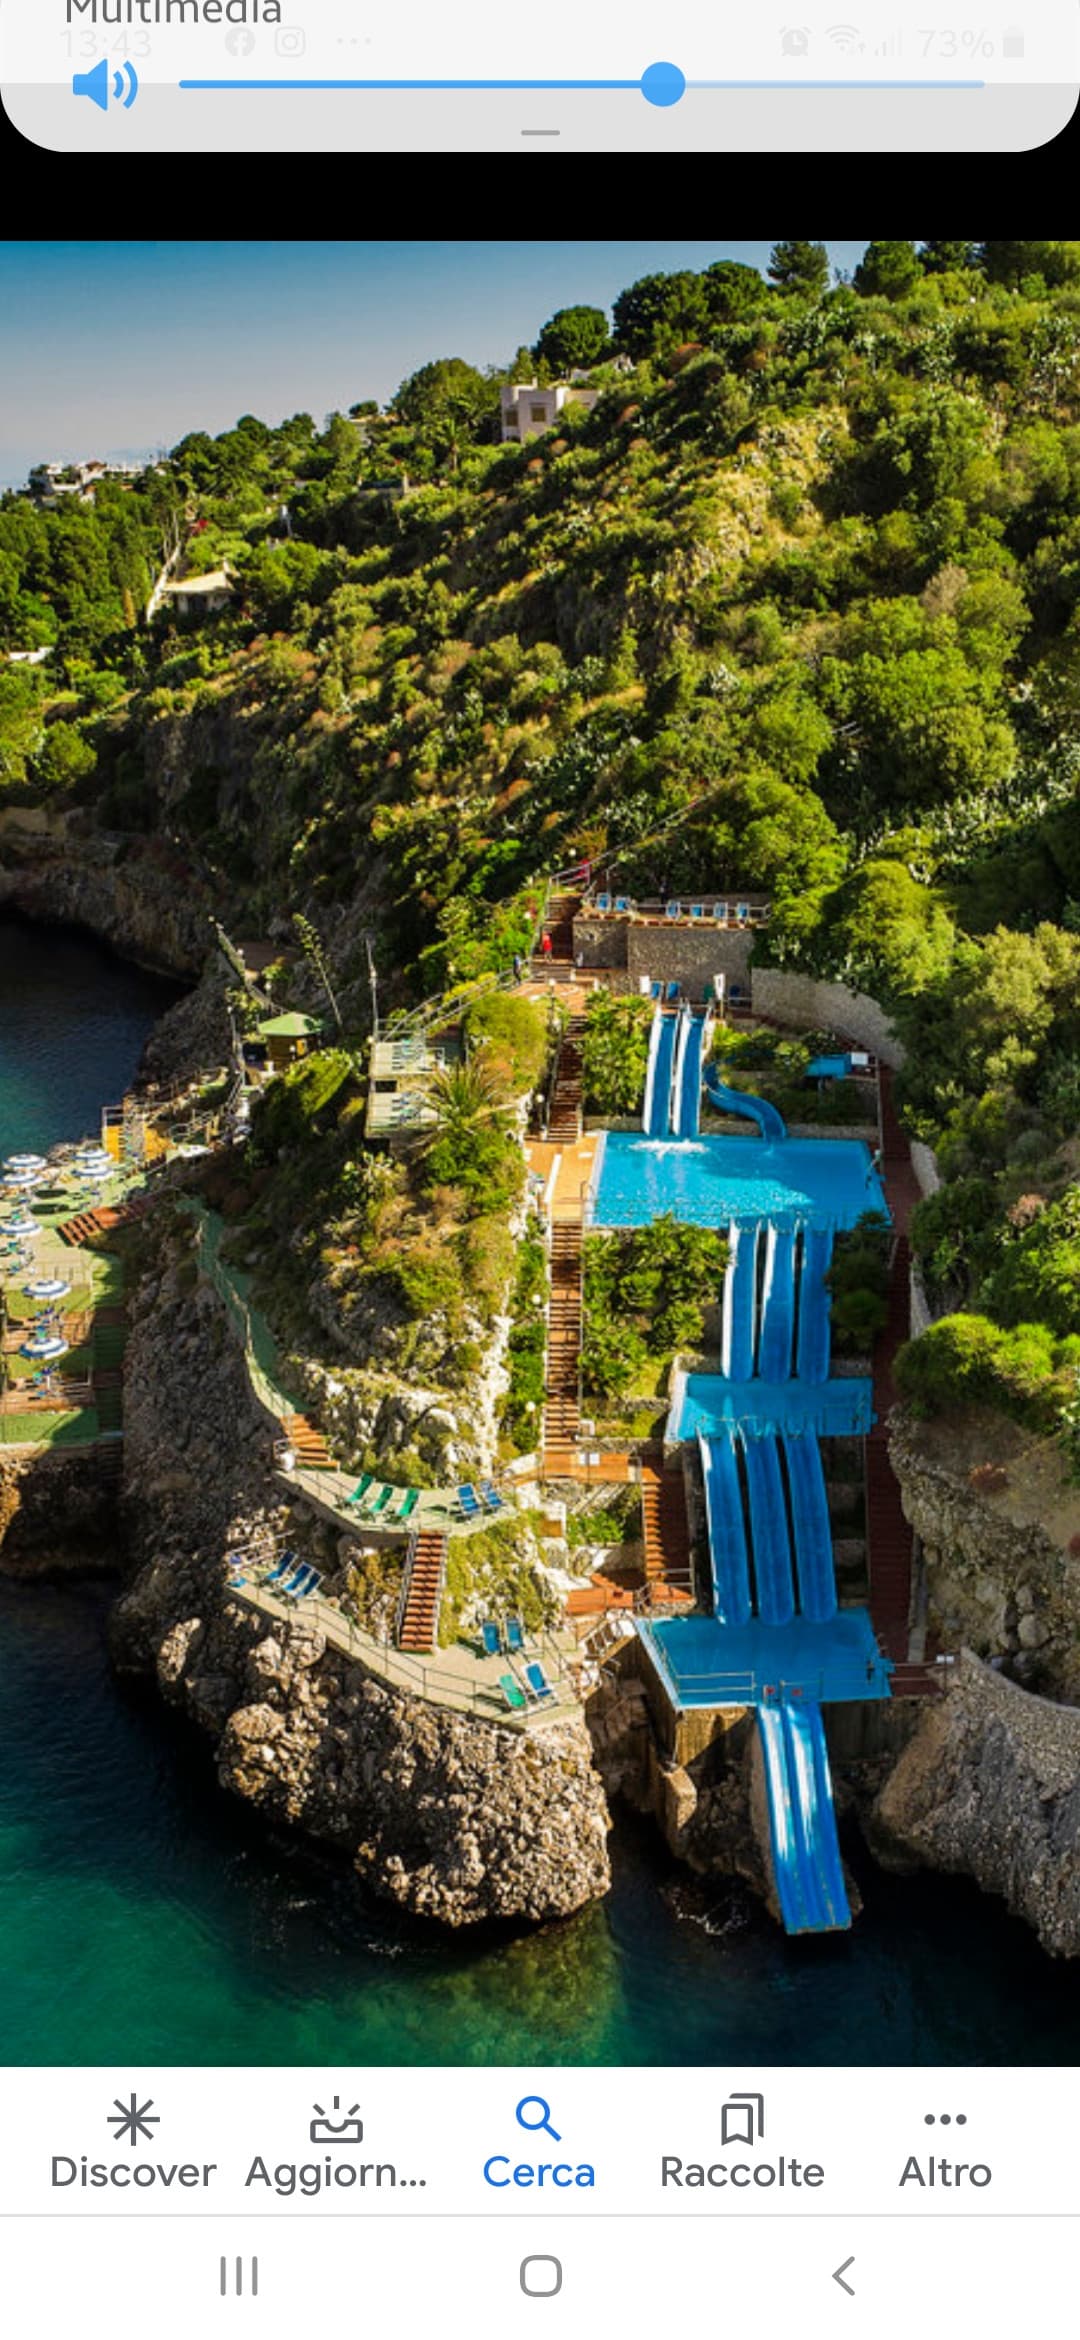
[910,1139,941,1197]
[751,968,903,1066]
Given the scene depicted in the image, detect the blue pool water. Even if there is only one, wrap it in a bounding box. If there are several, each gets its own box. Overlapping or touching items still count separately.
[805,1054,852,1079]
[642,1611,889,1708]
[672,1372,875,1440]
[591,1132,887,1231]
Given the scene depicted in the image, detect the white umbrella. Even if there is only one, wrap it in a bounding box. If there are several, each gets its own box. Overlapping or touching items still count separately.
[20,1333,68,1360]
[23,1277,70,1300]
[4,1153,47,1172]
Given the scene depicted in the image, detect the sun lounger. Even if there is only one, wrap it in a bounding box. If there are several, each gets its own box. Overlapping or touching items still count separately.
[735,901,749,922]
[345,1472,374,1507]
[276,1561,308,1596]
[650,981,662,1000]
[713,900,728,921]
[457,1484,482,1518]
[396,1486,420,1522]
[665,900,681,920]
[665,981,681,1003]
[368,1484,394,1517]
[525,1660,555,1702]
[498,1673,528,1712]
[595,892,612,913]
[480,1619,501,1657]
[264,1549,298,1585]
[614,896,631,914]
[690,903,704,920]
[505,1616,524,1654]
[479,1480,505,1512]
[287,1564,321,1600]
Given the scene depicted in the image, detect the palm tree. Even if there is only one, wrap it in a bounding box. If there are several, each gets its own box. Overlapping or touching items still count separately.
[415,1054,511,1157]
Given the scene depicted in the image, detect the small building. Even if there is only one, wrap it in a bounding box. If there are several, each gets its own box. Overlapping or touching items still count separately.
[158,568,234,618]
[255,1011,325,1071]
[500,381,599,444]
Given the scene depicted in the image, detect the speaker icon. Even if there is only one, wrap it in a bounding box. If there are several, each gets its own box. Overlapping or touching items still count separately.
[72,57,139,108]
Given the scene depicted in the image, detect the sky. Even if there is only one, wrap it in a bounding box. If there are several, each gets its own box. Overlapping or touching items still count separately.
[0,241,871,491]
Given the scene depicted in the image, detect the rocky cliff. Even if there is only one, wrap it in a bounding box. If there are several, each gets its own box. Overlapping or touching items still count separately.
[868,1651,1080,1956]
[110,1228,611,1927]
[889,1407,1080,1699]
[0,825,211,977]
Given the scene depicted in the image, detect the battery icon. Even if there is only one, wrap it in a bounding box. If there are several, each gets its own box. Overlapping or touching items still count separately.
[1002,24,1024,50]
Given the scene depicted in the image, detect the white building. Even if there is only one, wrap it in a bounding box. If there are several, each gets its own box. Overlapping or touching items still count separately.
[500,381,598,444]
[157,568,234,618]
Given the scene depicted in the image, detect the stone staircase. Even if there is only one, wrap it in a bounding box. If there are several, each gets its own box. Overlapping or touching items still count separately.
[57,1195,156,1247]
[640,1455,695,1606]
[281,1410,333,1469]
[544,890,580,961]
[547,1015,586,1143]
[543,1217,582,1473]
[396,1529,447,1654]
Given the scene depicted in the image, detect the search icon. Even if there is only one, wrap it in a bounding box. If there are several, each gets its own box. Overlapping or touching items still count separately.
[516,2095,561,2142]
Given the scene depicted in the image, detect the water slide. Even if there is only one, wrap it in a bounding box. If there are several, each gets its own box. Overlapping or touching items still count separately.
[642,1009,679,1138]
[702,1065,787,1142]
[796,1225,833,1385]
[757,1701,851,1933]
[699,1429,753,1625]
[757,1223,796,1382]
[722,1222,758,1381]
[783,1431,837,1623]
[741,1432,795,1625]
[674,1011,708,1139]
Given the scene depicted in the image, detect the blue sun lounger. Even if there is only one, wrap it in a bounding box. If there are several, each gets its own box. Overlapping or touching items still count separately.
[457,1484,482,1519]
[665,900,681,920]
[595,892,612,913]
[287,1564,321,1600]
[480,1619,501,1657]
[665,980,681,1003]
[264,1549,298,1585]
[505,1616,524,1655]
[614,896,632,914]
[480,1480,505,1513]
[525,1660,555,1703]
[713,900,728,921]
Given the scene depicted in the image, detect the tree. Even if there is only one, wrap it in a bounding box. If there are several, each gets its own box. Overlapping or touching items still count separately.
[580,992,654,1115]
[980,242,1080,288]
[611,271,712,360]
[920,240,980,274]
[392,358,498,468]
[854,241,921,299]
[535,305,609,373]
[767,242,830,298]
[463,992,546,1094]
[704,260,765,322]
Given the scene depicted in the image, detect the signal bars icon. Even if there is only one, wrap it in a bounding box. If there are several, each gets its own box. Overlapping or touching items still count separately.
[72,56,140,107]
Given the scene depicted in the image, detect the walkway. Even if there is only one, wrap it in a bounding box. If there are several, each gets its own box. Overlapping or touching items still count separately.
[397,1529,447,1653]
[866,1066,940,1694]
[640,1452,695,1607]
[542,1214,583,1474]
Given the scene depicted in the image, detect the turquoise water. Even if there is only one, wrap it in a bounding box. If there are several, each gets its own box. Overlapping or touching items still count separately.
[642,1612,888,1710]
[6,913,1080,2066]
[673,1373,875,1440]
[592,1132,887,1231]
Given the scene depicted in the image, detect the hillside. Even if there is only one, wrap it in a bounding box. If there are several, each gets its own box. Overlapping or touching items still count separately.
[5,239,1080,1446]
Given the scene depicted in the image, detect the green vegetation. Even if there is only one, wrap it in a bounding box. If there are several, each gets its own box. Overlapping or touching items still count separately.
[580,991,654,1116]
[462,992,547,1096]
[895,1312,1077,1432]
[581,1216,730,1398]
[439,1515,553,1646]
[826,1214,891,1354]
[500,1221,548,1452]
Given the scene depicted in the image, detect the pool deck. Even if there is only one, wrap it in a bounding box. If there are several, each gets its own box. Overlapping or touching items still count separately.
[640,1607,890,1710]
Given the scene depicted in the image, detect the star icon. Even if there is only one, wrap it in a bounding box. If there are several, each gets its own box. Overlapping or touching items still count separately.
[108,2094,160,2146]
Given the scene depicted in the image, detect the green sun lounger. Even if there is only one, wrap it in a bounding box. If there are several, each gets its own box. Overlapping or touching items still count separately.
[499,1672,528,1712]
[396,1487,420,1522]
[369,1484,394,1517]
[346,1472,374,1507]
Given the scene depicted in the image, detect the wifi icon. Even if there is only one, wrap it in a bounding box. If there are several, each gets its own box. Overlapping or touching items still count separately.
[827,21,862,44]
[72,56,140,109]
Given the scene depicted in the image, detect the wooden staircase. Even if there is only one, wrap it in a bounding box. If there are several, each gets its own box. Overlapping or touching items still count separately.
[396,1529,447,1653]
[57,1195,156,1247]
[640,1456,695,1606]
[281,1411,333,1468]
[543,1217,582,1473]
[547,1015,586,1144]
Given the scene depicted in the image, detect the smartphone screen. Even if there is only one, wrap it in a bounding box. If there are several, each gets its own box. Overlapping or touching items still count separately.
[2,237,1079,2340]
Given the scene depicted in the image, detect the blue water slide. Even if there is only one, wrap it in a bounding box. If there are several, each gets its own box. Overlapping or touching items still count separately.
[642,1010,679,1137]
[722,1222,758,1381]
[741,1432,795,1625]
[702,1065,787,1141]
[757,1223,796,1382]
[757,1701,850,1934]
[699,1429,753,1626]
[783,1431,836,1623]
[674,1011,707,1139]
[796,1225,833,1385]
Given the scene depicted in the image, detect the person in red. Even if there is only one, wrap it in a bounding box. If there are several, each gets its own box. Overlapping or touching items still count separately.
[540,931,553,959]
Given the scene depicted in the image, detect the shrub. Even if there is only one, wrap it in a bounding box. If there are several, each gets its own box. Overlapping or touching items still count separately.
[580,990,654,1115]
[827,1213,890,1353]
[464,991,547,1095]
[895,1311,1061,1429]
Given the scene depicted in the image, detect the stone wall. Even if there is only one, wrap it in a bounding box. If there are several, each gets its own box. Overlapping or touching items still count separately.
[750,969,903,1064]
[627,922,754,996]
[572,916,627,969]
[910,1140,941,1196]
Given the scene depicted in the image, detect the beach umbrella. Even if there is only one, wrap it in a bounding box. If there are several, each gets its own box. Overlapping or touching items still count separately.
[4,1168,45,1190]
[20,1333,68,1360]
[22,1277,70,1300]
[4,1153,47,1173]
[4,1214,40,1238]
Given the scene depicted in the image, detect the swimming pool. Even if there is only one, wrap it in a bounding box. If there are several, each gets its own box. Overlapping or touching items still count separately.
[640,1610,890,1709]
[670,1371,875,1441]
[590,1132,888,1232]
